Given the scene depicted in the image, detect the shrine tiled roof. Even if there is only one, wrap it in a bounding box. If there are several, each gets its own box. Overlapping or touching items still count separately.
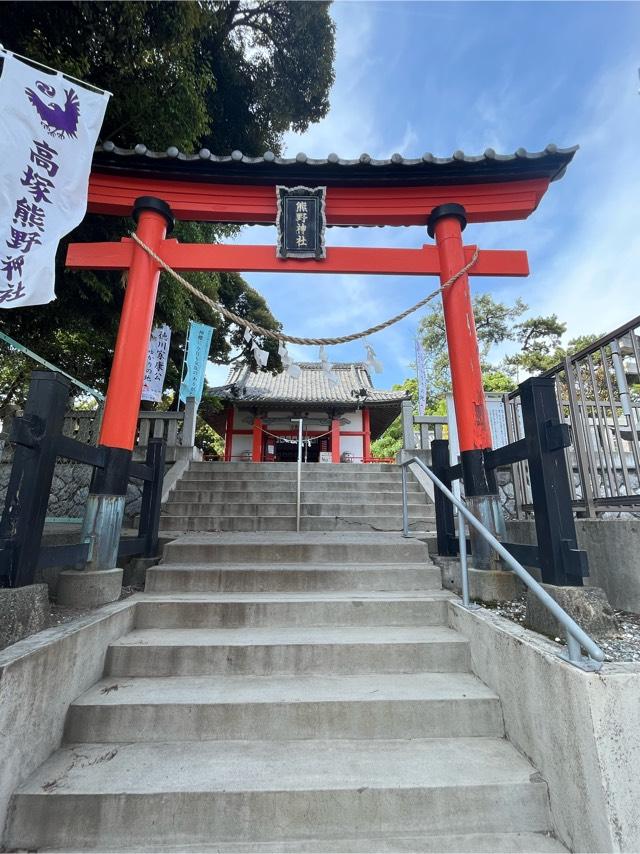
[93,143,578,187]
[211,362,409,406]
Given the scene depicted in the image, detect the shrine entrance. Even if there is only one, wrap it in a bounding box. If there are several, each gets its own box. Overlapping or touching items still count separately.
[66,143,577,567]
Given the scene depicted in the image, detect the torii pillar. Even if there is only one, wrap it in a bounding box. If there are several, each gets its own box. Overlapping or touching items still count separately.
[429,203,504,565]
[81,196,174,574]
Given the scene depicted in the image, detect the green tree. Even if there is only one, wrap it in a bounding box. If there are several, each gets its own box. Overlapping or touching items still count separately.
[417,293,528,410]
[504,314,567,376]
[374,294,599,455]
[370,379,414,460]
[0,1,335,406]
[202,2,335,154]
[482,370,516,393]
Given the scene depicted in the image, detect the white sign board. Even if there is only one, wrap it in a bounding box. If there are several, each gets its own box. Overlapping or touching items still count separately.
[0,53,109,306]
[141,324,171,402]
[446,392,510,465]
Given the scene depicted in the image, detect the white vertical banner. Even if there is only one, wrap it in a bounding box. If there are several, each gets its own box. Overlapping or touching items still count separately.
[141,324,171,403]
[0,52,110,307]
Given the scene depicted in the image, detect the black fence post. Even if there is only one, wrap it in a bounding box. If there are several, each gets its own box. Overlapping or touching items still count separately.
[138,437,166,558]
[519,375,587,586]
[431,438,457,556]
[0,371,70,587]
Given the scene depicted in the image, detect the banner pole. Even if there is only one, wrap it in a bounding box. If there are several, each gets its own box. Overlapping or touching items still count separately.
[176,320,192,411]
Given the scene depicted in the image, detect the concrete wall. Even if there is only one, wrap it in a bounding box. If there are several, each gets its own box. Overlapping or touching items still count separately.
[507,518,640,613]
[449,601,640,852]
[0,599,136,838]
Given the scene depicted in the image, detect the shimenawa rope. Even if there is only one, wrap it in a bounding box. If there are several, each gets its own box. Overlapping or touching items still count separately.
[130,232,479,347]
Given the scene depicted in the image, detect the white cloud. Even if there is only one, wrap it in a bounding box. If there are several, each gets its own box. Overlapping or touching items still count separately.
[283,1,381,158]
[525,58,640,340]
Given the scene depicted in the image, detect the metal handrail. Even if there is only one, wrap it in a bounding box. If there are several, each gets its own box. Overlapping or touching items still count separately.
[291,418,303,533]
[400,455,604,671]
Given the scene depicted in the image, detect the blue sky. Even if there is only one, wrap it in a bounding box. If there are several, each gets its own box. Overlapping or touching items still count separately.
[208,1,640,390]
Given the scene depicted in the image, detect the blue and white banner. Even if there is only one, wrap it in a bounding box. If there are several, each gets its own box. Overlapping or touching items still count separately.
[0,52,110,307]
[141,324,171,403]
[415,338,428,416]
[179,321,213,405]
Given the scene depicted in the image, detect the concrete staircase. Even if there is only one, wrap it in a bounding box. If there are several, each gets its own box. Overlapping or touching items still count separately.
[5,530,566,852]
[160,461,435,533]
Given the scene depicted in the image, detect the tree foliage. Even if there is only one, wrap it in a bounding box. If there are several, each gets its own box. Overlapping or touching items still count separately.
[0,1,335,408]
[370,379,415,461]
[203,2,335,154]
[373,293,599,458]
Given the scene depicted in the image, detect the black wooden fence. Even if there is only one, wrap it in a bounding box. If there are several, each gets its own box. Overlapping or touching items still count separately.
[432,375,588,586]
[0,371,165,588]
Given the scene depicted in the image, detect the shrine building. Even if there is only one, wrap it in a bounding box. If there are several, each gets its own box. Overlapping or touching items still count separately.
[211,362,408,463]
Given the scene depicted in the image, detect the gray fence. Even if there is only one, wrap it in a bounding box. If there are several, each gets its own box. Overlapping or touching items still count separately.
[400,400,447,453]
[505,315,640,518]
[1,398,198,463]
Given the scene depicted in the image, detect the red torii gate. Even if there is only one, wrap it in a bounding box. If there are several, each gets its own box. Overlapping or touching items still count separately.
[67,143,576,566]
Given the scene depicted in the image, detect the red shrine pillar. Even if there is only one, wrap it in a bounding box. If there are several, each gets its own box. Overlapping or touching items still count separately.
[362,408,371,462]
[82,196,174,573]
[99,197,173,449]
[224,408,234,462]
[252,416,263,462]
[428,204,504,567]
[331,418,341,463]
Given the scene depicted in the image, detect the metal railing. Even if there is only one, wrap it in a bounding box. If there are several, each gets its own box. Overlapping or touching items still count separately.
[400,454,604,671]
[506,314,640,518]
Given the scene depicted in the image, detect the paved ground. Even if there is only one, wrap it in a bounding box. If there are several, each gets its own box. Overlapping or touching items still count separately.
[489,595,640,662]
[47,584,142,630]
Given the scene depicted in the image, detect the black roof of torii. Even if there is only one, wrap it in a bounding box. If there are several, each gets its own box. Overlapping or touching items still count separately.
[92,142,578,188]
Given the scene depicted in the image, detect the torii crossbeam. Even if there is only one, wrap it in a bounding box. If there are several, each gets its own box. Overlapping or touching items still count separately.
[68,237,528,277]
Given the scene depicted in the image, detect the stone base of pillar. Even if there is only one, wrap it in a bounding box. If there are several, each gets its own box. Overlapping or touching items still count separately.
[466,568,524,603]
[435,555,525,603]
[57,567,123,609]
[525,584,618,639]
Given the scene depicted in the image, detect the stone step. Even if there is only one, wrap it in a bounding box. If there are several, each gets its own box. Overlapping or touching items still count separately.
[174,479,420,493]
[160,516,298,533]
[181,471,405,483]
[35,832,566,852]
[161,532,430,565]
[105,625,470,676]
[158,515,436,533]
[64,672,503,743]
[133,592,450,628]
[145,563,441,593]
[162,501,433,517]
[191,462,400,472]
[6,738,552,850]
[180,472,410,483]
[169,487,425,503]
[1,834,567,854]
